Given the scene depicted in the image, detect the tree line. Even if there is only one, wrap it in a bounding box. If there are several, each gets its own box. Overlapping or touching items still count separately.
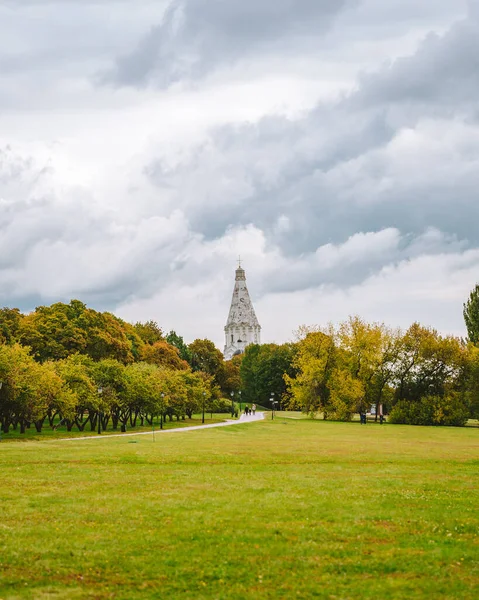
[237,285,479,427]
[2,285,479,433]
[0,300,239,435]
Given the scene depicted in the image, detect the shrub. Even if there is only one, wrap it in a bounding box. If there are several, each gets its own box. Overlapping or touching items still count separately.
[389,395,468,427]
[212,398,236,414]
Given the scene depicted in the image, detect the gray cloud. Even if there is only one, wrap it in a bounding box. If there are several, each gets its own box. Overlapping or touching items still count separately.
[354,19,479,113]
[141,8,479,263]
[104,0,353,87]
[1,0,478,343]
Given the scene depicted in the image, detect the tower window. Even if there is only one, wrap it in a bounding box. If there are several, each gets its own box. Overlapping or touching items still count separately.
[231,334,233,343]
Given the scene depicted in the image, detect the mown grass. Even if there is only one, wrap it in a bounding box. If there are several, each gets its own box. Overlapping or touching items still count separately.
[0,413,232,442]
[0,418,478,599]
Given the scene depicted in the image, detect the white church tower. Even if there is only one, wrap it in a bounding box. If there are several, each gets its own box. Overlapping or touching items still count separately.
[223,262,261,360]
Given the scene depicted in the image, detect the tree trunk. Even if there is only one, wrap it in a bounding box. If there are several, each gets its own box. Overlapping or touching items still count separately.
[48,411,58,427]
[75,415,90,431]
[101,414,109,431]
[34,417,46,433]
[90,414,97,431]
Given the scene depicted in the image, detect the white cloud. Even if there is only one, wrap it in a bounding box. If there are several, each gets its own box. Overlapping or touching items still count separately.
[0,0,478,351]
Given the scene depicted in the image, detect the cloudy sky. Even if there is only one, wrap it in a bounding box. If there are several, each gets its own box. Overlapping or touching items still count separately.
[1,0,478,348]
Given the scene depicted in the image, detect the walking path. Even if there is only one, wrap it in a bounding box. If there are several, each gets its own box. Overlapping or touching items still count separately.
[59,412,265,441]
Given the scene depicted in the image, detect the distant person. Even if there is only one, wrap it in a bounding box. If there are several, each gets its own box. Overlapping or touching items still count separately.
[245,406,249,415]
[252,404,256,415]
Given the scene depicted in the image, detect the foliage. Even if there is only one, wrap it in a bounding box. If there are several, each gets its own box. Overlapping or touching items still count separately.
[389,395,469,427]
[217,355,241,395]
[463,283,479,345]
[166,330,192,363]
[211,397,236,414]
[0,344,72,433]
[285,327,337,416]
[0,307,23,344]
[140,340,189,370]
[189,339,223,375]
[133,320,163,345]
[287,318,470,426]
[17,300,142,363]
[240,343,297,406]
[394,323,465,403]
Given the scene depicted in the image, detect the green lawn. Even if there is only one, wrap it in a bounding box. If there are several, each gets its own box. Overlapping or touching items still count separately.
[0,413,232,442]
[0,418,478,599]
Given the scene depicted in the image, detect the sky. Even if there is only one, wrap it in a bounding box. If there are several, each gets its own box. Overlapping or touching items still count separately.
[1,0,478,349]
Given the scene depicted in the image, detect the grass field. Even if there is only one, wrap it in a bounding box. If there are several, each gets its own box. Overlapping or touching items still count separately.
[0,413,232,443]
[0,418,478,599]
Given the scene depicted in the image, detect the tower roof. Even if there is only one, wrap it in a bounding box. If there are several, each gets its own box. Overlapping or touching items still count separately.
[225,264,260,329]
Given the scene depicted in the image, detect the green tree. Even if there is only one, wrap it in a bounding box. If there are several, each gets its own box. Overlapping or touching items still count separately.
[0,307,23,344]
[55,355,99,431]
[166,331,192,363]
[240,343,297,407]
[0,344,72,434]
[18,300,140,363]
[464,284,479,345]
[122,362,166,428]
[89,359,127,430]
[285,326,337,417]
[189,339,224,385]
[133,321,163,345]
[394,323,465,404]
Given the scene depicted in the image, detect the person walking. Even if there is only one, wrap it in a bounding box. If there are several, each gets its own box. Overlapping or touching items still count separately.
[252,403,256,415]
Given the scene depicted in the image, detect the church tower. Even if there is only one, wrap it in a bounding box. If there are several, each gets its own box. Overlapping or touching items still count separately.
[223,262,261,360]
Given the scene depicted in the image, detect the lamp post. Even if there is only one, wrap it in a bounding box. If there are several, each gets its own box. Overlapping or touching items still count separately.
[160,393,164,429]
[202,391,206,424]
[230,391,234,417]
[238,390,242,413]
[97,387,103,434]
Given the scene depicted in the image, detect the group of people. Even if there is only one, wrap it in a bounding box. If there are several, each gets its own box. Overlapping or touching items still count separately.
[244,404,256,416]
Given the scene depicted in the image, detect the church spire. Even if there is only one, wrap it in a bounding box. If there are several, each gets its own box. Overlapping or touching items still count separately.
[223,263,261,360]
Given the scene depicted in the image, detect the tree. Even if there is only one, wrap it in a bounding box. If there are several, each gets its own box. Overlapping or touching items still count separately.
[285,327,337,417]
[141,341,189,371]
[166,331,192,363]
[133,321,163,345]
[337,316,392,414]
[89,359,127,430]
[219,355,242,396]
[394,323,464,404]
[463,344,479,419]
[240,343,297,406]
[18,300,140,363]
[464,284,479,345]
[189,339,224,384]
[122,362,166,427]
[55,355,99,431]
[0,344,72,434]
[0,308,23,344]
